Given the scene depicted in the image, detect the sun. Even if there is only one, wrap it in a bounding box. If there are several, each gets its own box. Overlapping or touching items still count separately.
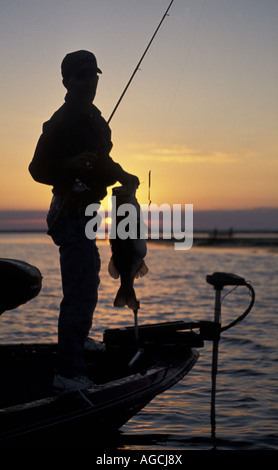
[105,217,112,225]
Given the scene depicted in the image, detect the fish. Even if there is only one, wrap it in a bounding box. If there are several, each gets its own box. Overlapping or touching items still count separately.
[108,185,148,310]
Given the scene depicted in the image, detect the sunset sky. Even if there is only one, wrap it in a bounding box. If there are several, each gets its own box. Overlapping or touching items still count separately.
[0,0,277,214]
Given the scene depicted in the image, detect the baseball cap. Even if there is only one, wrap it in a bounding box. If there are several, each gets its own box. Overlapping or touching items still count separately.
[61,50,102,80]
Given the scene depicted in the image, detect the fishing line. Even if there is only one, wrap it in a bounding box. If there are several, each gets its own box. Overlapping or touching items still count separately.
[155,0,207,151]
[147,0,207,209]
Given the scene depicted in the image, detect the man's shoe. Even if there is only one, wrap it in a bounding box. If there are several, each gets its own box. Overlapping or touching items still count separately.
[84,337,106,352]
[53,374,95,394]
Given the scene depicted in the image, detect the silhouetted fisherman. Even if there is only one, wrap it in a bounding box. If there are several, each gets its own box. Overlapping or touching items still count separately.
[29,50,139,393]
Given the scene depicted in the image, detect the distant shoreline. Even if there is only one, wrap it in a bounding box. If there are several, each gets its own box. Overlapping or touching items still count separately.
[0,230,278,248]
[194,235,278,248]
[149,235,278,248]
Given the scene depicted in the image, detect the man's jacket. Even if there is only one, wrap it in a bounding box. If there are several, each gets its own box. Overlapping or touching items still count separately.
[29,94,125,204]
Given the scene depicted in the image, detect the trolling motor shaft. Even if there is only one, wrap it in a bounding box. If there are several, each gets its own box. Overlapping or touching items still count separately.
[206,272,255,444]
[210,283,222,442]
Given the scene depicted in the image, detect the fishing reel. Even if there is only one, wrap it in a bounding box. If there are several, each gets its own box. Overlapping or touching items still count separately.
[72,178,91,194]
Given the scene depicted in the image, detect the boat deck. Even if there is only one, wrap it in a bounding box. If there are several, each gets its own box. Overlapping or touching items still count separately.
[1,321,203,408]
[0,340,197,409]
[0,323,202,447]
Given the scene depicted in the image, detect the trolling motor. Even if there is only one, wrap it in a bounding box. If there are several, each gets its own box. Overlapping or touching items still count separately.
[103,271,255,444]
[205,272,255,444]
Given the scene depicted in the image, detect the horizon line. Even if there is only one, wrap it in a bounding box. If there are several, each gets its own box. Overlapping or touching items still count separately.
[0,206,278,213]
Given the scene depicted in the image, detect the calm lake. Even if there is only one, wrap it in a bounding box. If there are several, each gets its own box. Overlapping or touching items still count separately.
[0,233,277,450]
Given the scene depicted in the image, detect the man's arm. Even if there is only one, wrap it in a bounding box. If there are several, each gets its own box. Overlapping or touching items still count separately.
[29,122,139,191]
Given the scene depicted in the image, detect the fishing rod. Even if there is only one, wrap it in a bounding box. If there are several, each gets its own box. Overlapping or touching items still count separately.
[108,0,175,123]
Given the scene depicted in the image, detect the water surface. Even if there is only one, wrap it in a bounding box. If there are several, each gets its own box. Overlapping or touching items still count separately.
[0,233,277,450]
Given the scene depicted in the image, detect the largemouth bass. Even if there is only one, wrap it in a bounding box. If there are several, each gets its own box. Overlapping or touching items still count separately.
[108,186,148,309]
